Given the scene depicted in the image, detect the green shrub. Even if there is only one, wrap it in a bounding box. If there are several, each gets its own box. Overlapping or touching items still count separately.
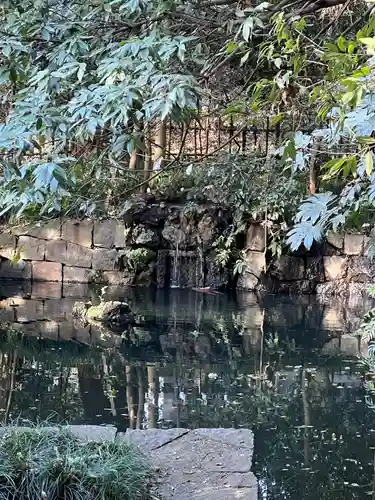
[0,424,151,500]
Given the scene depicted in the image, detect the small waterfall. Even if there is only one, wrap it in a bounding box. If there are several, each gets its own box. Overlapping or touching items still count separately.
[164,234,205,289]
[170,241,180,288]
[196,244,204,287]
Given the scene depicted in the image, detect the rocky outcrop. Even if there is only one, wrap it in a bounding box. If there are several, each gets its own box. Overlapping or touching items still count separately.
[73,300,133,326]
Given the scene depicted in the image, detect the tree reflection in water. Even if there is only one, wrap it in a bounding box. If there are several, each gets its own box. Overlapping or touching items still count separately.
[0,291,372,499]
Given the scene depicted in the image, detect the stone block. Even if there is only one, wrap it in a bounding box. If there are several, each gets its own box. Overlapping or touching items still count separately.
[58,322,75,340]
[45,239,67,263]
[31,282,62,299]
[363,236,371,256]
[61,219,93,248]
[93,220,117,248]
[114,222,126,248]
[347,257,374,282]
[237,272,259,291]
[316,281,348,299]
[92,248,118,271]
[246,224,266,252]
[11,322,38,335]
[326,230,344,250]
[306,256,325,282]
[64,242,92,268]
[38,320,59,339]
[240,307,264,330]
[0,280,31,298]
[15,299,44,323]
[150,428,256,500]
[323,256,347,281]
[32,261,62,282]
[192,488,256,500]
[348,282,370,301]
[344,234,364,256]
[1,297,29,307]
[0,233,16,260]
[277,280,315,294]
[122,429,189,452]
[43,298,75,321]
[236,251,265,291]
[72,324,91,344]
[192,428,253,450]
[12,220,61,240]
[102,271,133,285]
[245,251,265,278]
[274,255,304,281]
[18,236,45,261]
[0,307,15,322]
[63,266,91,283]
[62,283,89,298]
[321,306,345,331]
[162,221,189,249]
[346,310,362,332]
[197,214,215,247]
[67,425,117,442]
[0,260,31,280]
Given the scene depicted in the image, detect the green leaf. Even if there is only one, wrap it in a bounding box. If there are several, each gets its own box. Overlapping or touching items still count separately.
[240,51,250,65]
[359,37,375,48]
[271,113,283,126]
[77,63,86,82]
[227,41,238,54]
[341,90,355,105]
[337,36,346,52]
[321,157,347,175]
[274,57,282,69]
[2,46,11,58]
[365,151,374,176]
[242,17,254,42]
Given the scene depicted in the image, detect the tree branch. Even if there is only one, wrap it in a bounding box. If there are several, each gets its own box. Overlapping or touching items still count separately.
[297,0,347,16]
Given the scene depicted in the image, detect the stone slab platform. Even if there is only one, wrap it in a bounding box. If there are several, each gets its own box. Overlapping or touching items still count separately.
[118,428,257,500]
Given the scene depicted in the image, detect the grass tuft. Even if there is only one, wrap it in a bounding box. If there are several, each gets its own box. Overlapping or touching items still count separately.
[0,422,152,499]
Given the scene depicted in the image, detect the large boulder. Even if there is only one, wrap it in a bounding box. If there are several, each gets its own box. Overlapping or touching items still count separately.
[73,300,133,326]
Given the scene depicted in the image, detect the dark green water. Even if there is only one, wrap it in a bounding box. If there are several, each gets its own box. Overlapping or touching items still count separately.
[0,286,373,499]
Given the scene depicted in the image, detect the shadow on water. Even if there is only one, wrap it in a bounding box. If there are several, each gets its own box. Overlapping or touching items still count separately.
[0,283,373,498]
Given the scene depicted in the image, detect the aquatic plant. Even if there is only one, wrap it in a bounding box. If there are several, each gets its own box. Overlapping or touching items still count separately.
[0,423,151,500]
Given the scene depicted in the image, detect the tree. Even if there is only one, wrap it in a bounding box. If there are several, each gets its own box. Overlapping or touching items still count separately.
[0,0,368,220]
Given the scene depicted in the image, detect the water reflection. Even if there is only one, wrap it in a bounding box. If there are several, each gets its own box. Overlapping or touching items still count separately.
[0,284,373,498]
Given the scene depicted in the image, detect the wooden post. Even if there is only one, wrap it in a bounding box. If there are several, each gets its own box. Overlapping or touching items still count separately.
[242,126,247,152]
[153,120,167,170]
[142,124,152,193]
[229,116,234,153]
[129,121,144,170]
[309,138,320,195]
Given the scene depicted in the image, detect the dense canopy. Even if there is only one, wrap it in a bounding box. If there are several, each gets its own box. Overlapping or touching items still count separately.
[1,0,375,251]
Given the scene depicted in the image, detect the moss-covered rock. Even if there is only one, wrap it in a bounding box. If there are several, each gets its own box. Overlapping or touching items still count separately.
[73,300,133,326]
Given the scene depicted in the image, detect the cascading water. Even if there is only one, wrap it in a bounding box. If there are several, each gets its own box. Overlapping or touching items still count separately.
[170,240,180,288]
[196,244,204,287]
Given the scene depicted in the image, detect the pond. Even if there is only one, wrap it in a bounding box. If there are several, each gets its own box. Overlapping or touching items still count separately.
[0,282,373,499]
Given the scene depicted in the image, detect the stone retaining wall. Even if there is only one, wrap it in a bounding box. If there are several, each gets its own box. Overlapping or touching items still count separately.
[0,219,132,285]
[240,227,374,298]
[0,213,373,297]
